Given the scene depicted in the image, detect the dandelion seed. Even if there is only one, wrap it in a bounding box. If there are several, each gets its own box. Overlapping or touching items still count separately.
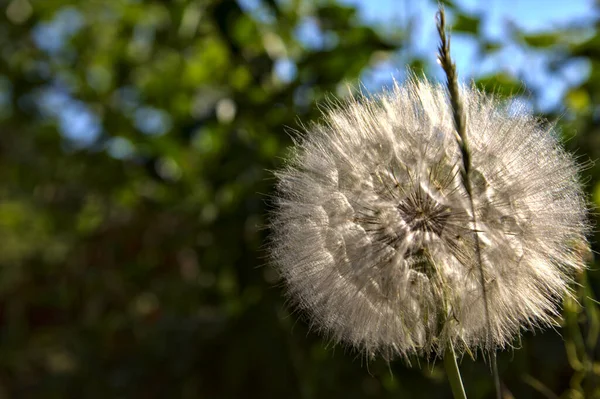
[268,77,589,361]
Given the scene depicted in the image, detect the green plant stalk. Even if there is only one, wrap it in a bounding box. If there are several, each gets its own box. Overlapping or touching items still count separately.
[436,7,501,399]
[491,352,501,399]
[444,340,467,399]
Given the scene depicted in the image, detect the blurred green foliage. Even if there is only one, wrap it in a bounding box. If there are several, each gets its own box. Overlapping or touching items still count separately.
[0,0,599,398]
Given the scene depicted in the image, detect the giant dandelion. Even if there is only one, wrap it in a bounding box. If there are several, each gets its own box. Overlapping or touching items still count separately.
[268,8,589,398]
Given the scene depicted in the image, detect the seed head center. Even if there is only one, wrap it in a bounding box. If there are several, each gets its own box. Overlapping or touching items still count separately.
[397,191,450,236]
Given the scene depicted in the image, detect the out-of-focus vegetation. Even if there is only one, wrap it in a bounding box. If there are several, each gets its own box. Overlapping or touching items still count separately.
[0,0,599,398]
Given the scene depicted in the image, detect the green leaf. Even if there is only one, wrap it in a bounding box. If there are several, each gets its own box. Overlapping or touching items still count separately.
[452,13,480,34]
[475,73,525,97]
[520,32,560,48]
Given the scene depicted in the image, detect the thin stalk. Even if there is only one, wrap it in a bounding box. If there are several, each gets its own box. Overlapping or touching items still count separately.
[491,351,501,399]
[436,7,502,399]
[444,340,467,399]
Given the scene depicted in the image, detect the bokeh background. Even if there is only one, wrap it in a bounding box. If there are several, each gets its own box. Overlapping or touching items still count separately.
[1,0,600,397]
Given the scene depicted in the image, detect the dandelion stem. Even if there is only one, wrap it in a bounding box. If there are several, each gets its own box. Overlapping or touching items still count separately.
[444,340,467,399]
[491,351,501,399]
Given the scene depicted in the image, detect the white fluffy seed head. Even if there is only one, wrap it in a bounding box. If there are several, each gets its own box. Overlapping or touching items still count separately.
[269,78,590,360]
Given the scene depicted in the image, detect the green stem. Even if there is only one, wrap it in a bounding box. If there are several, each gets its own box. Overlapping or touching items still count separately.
[444,340,467,399]
[491,351,502,399]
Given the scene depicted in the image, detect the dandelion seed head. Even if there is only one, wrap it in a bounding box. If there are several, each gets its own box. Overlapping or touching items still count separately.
[269,78,589,360]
